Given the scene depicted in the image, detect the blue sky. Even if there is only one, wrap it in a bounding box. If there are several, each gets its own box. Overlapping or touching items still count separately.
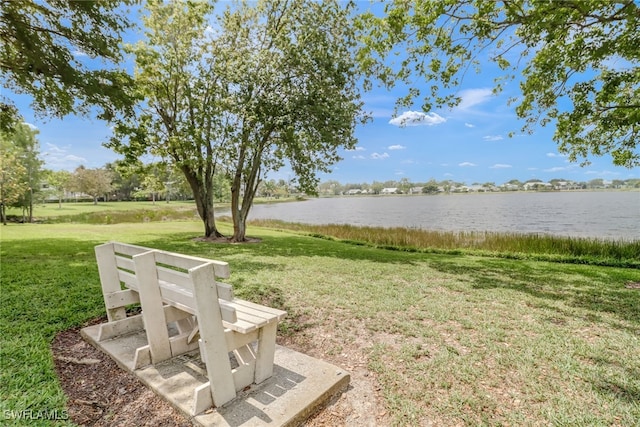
[7,4,639,186]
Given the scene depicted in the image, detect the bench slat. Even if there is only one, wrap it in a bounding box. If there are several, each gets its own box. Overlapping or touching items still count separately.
[118,270,139,289]
[113,242,151,256]
[153,251,230,279]
[231,303,280,324]
[114,254,135,272]
[222,318,258,334]
[104,289,140,309]
[231,299,287,320]
[157,266,192,289]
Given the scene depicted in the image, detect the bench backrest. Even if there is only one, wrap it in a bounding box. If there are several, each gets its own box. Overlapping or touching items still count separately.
[95,242,234,322]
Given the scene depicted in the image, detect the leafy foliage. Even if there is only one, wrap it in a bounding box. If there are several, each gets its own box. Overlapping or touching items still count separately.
[108,0,224,237]
[0,123,42,223]
[0,0,137,130]
[109,0,366,241]
[210,0,366,241]
[357,0,640,167]
[70,166,113,205]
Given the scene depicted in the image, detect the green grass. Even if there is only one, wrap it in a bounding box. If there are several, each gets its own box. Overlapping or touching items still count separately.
[1,220,639,426]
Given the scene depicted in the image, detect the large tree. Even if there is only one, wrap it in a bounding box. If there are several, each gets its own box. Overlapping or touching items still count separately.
[211,0,365,241]
[0,123,42,222]
[43,169,72,208]
[0,131,28,224]
[70,166,113,205]
[108,0,225,237]
[110,0,366,241]
[0,0,136,130]
[357,0,640,168]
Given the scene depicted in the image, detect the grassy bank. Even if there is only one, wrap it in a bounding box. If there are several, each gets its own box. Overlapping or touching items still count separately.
[249,219,640,268]
[1,220,639,425]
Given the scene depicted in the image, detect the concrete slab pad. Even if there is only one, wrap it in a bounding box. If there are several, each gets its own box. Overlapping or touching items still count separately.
[81,324,349,426]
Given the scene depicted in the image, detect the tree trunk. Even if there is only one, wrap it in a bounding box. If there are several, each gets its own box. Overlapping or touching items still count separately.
[28,191,33,223]
[181,166,223,239]
[230,156,261,242]
[230,184,248,242]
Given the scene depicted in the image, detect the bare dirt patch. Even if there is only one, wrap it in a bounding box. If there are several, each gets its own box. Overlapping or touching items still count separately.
[192,236,262,244]
[51,319,389,426]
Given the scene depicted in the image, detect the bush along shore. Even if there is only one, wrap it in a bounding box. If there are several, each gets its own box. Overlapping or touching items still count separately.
[247,219,640,268]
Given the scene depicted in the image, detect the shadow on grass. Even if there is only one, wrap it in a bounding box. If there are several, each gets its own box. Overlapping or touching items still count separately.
[137,231,421,266]
[427,257,640,327]
[585,354,640,404]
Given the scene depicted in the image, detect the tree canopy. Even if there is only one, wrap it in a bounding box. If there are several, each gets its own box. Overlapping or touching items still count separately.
[357,0,640,168]
[212,0,365,241]
[0,0,137,130]
[110,0,365,241]
[0,123,41,223]
[108,0,225,237]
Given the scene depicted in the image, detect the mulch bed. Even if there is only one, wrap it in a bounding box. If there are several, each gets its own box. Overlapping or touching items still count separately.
[51,319,191,427]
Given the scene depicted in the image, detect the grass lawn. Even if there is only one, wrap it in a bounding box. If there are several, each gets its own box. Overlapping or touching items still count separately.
[1,220,639,426]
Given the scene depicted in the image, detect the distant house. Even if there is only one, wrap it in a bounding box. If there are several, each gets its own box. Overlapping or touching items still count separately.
[408,187,424,194]
[502,183,520,191]
[346,189,362,195]
[523,182,553,191]
[381,187,399,194]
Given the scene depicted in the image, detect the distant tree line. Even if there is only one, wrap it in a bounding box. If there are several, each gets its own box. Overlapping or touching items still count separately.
[317,178,640,196]
[0,122,300,224]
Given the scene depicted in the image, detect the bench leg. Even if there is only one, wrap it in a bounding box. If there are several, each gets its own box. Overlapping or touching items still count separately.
[134,251,172,364]
[191,263,237,407]
[254,321,277,383]
[95,243,127,322]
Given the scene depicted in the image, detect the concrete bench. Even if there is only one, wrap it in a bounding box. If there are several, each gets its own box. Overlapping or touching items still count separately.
[94,242,286,413]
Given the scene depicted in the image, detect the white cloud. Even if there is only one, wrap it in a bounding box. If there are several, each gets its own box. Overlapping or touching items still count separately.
[584,170,620,176]
[483,135,504,141]
[371,152,390,160]
[544,166,570,172]
[457,88,493,110]
[388,144,405,150]
[389,111,446,127]
[352,155,366,160]
[42,143,87,169]
[464,123,475,128]
[459,162,477,167]
[72,50,88,57]
[346,146,366,151]
[65,154,87,162]
[23,122,38,130]
[490,164,512,169]
[546,152,567,158]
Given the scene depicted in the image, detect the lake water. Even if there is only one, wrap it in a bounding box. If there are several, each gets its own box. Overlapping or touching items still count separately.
[239,191,640,240]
